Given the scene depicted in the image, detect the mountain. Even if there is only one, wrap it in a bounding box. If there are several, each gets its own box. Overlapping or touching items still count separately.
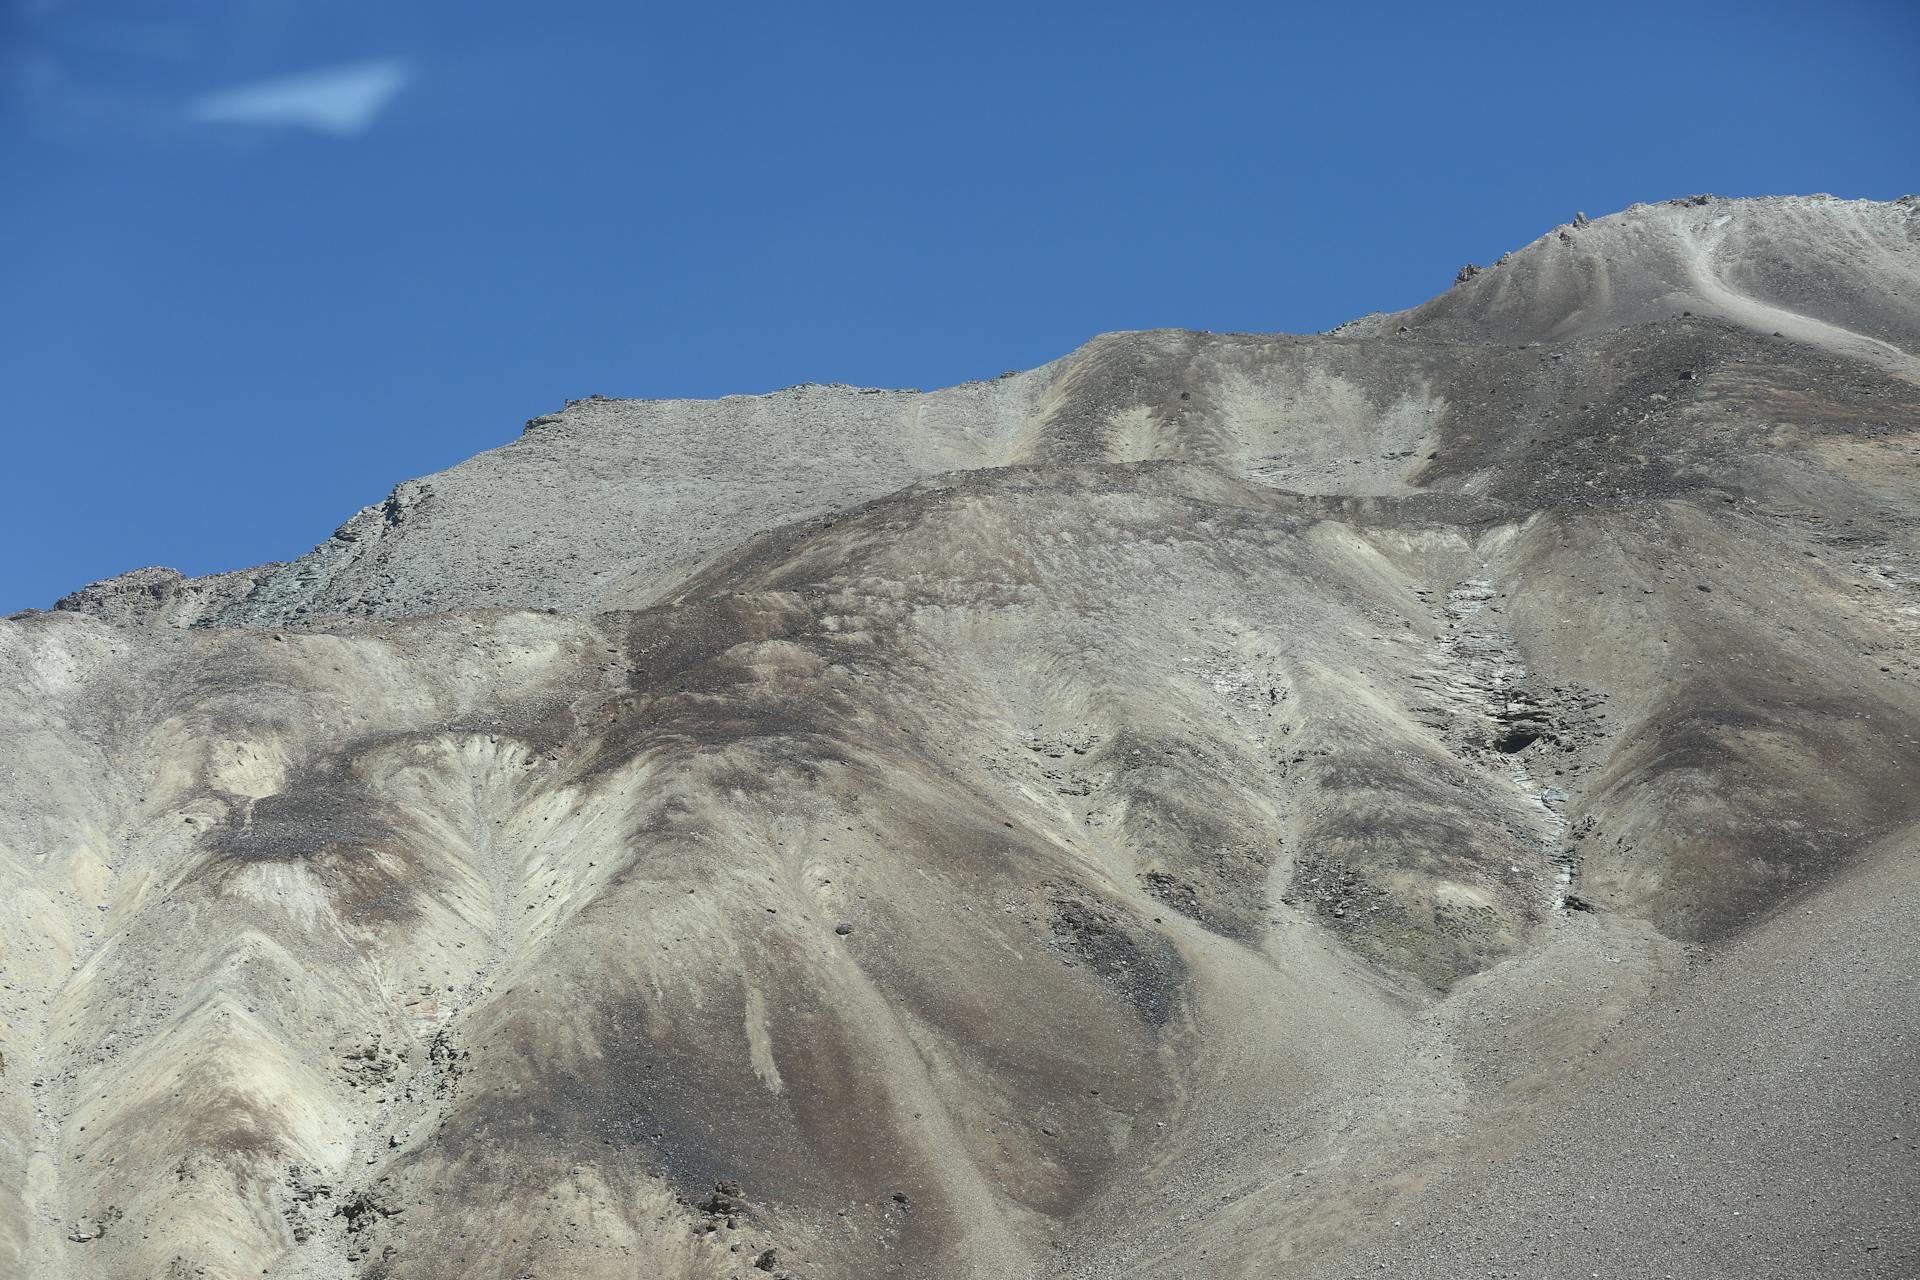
[6,193,1918,1280]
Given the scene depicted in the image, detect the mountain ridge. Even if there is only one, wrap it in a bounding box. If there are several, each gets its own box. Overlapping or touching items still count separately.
[44,192,1920,631]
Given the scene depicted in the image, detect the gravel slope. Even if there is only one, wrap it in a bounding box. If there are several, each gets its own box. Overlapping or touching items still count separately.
[6,193,1917,1280]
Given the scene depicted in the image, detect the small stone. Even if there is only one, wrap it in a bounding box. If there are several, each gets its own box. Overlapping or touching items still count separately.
[834,923,853,936]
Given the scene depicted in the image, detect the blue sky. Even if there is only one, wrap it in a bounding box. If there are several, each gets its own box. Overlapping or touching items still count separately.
[3,0,1917,614]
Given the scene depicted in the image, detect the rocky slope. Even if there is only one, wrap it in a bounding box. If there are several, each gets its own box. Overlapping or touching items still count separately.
[6,193,1919,1279]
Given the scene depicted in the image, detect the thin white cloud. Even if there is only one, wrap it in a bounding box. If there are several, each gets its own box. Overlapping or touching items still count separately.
[188,58,411,137]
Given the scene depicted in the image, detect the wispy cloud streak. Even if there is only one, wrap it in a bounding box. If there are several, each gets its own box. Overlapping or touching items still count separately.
[188,58,411,136]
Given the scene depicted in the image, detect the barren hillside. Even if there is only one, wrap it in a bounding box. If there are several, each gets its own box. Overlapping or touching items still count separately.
[5,193,1918,1280]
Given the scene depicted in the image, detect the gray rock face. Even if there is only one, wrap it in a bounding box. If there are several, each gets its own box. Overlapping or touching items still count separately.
[9,195,1919,1280]
[49,564,279,628]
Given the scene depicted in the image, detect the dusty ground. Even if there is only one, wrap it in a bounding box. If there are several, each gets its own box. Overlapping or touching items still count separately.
[4,193,1918,1279]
